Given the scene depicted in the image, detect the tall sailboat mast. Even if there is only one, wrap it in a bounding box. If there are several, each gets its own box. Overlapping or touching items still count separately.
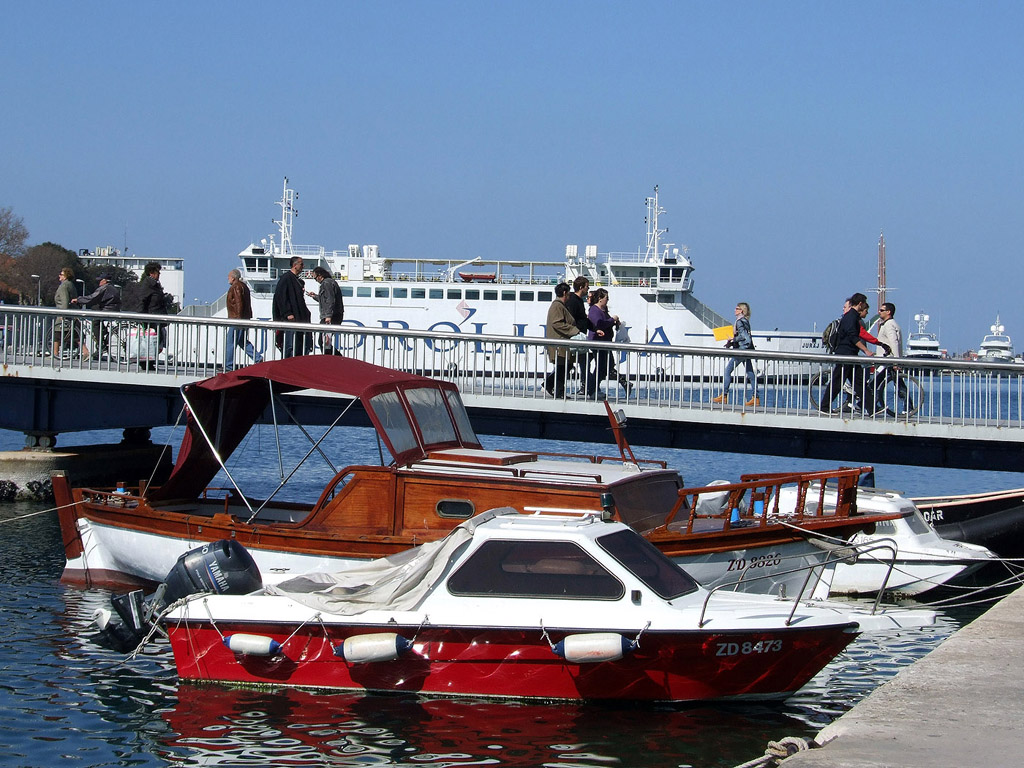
[877,231,887,308]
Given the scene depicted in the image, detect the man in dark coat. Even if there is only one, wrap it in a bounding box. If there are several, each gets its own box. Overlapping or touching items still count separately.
[272,256,313,357]
[139,262,169,353]
[823,293,876,412]
[74,273,121,357]
[563,276,592,395]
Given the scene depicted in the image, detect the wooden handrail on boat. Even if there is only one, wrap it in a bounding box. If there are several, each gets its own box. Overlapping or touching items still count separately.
[658,466,870,535]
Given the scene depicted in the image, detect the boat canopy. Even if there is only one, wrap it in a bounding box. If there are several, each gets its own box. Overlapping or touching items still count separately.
[150,356,481,502]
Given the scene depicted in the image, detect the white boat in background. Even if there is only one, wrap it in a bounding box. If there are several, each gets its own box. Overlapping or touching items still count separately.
[905,312,942,360]
[223,179,818,354]
[978,316,1015,363]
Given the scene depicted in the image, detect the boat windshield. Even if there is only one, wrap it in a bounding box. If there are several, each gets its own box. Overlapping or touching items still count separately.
[597,529,700,599]
[406,387,459,444]
[446,539,625,600]
[445,389,478,444]
[367,391,420,456]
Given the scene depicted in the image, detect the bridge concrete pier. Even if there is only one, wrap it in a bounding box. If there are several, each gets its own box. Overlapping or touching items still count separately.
[0,441,172,502]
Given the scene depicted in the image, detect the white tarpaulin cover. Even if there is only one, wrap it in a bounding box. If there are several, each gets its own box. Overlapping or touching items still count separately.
[264,508,511,615]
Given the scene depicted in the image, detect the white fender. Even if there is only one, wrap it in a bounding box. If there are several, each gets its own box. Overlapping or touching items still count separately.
[222,633,282,656]
[334,633,413,663]
[553,632,633,663]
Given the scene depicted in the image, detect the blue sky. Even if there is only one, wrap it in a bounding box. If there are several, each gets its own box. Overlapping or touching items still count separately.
[3,1,1022,353]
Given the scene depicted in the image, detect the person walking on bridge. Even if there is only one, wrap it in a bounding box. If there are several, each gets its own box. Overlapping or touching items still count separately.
[544,282,577,398]
[713,301,759,407]
[226,269,262,370]
[74,273,120,358]
[823,295,875,413]
[272,256,313,358]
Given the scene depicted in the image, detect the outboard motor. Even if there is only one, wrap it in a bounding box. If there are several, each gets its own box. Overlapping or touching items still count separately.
[94,540,262,653]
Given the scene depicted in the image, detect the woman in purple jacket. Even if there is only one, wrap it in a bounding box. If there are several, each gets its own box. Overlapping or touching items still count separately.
[586,288,620,399]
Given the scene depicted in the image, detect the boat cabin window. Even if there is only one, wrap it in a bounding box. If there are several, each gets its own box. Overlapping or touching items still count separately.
[483,290,498,301]
[444,390,479,444]
[501,291,516,301]
[447,289,462,299]
[465,289,480,300]
[436,499,474,518]
[519,291,534,301]
[375,287,389,298]
[393,287,408,299]
[357,287,372,298]
[597,530,699,599]
[340,286,354,297]
[429,289,443,300]
[412,288,426,299]
[367,391,419,456]
[405,387,458,445]
[538,290,552,302]
[447,540,624,600]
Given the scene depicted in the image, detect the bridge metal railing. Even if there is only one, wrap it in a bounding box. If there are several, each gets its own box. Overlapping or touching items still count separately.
[2,305,1023,432]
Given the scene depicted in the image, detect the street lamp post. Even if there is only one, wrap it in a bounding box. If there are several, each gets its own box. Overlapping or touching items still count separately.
[30,274,41,305]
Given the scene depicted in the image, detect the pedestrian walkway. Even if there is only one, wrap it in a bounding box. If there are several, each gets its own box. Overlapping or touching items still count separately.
[783,585,1024,767]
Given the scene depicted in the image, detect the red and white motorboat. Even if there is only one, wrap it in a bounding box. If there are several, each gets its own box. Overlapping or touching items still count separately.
[158,509,861,702]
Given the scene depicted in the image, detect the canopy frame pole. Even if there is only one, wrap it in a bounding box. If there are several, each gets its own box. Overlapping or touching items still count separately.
[269,380,284,480]
[180,384,254,514]
[245,396,358,523]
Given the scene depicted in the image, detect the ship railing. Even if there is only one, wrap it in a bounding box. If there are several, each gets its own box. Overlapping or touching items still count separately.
[3,305,1024,433]
[654,466,868,536]
[697,537,900,628]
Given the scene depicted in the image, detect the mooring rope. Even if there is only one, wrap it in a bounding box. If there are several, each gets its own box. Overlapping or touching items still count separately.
[0,500,78,524]
[731,735,815,768]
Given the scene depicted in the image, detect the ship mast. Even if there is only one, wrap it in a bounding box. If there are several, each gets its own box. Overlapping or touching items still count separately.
[876,231,887,307]
[644,186,667,261]
[273,177,299,257]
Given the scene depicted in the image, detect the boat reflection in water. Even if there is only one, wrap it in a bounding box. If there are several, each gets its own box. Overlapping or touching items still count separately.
[161,684,808,767]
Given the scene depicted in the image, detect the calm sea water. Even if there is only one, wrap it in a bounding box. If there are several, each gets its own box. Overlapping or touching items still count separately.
[0,425,1015,767]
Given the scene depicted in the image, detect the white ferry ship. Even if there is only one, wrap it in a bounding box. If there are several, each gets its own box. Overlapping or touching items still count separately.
[978,316,1014,363]
[224,179,818,354]
[905,312,942,359]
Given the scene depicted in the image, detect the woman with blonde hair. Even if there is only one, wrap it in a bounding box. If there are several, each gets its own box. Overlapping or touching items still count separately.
[712,301,758,407]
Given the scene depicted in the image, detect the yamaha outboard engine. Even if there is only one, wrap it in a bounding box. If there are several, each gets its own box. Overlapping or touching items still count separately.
[94,540,262,653]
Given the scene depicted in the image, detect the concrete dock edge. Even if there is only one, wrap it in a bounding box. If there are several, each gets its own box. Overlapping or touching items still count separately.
[782,585,1024,767]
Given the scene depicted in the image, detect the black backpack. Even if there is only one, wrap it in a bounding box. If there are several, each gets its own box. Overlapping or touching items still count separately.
[821,318,841,353]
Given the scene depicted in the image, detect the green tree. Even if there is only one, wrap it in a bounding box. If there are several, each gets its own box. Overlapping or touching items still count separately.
[16,243,83,306]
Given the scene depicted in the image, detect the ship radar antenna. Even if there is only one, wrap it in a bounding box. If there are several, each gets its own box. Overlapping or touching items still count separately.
[272,177,299,256]
[644,185,667,262]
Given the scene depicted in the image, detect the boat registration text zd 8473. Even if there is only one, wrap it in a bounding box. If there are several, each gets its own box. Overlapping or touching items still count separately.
[715,640,784,657]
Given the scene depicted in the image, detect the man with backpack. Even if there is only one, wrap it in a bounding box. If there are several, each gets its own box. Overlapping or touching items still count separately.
[821,293,876,413]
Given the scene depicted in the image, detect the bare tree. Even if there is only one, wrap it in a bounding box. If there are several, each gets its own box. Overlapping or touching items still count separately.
[0,207,29,258]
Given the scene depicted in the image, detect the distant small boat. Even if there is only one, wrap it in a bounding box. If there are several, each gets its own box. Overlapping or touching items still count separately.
[458,271,496,282]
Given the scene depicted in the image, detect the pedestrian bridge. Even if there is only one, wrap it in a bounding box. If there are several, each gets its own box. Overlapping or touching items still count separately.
[2,305,1022,471]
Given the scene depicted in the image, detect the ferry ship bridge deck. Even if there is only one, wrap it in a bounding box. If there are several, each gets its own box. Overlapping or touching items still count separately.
[2,306,1022,471]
